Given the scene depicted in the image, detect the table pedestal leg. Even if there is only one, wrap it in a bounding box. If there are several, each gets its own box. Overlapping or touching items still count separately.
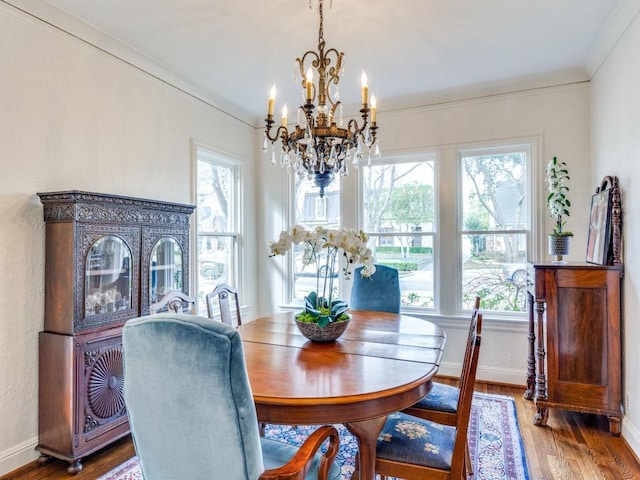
[346,416,387,480]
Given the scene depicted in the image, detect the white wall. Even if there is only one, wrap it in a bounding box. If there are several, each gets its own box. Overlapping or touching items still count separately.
[0,4,256,475]
[591,9,640,457]
[259,82,593,387]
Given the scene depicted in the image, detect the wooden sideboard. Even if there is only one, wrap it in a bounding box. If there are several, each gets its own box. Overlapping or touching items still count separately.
[524,261,623,435]
[36,191,195,473]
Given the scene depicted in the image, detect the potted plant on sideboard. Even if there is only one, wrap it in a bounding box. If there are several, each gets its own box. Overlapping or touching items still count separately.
[546,156,573,263]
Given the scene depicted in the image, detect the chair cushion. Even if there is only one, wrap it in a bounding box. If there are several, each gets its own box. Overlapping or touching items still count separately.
[261,438,342,480]
[412,381,459,413]
[376,412,455,471]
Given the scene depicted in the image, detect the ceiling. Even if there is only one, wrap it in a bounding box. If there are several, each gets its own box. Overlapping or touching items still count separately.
[8,0,630,126]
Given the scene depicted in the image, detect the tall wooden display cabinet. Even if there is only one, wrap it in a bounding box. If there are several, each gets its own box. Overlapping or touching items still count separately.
[36,191,195,472]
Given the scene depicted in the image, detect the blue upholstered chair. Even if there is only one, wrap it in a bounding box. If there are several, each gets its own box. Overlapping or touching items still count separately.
[350,264,401,313]
[354,312,483,480]
[123,313,341,480]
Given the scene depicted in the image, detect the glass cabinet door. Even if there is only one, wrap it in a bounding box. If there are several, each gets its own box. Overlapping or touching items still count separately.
[85,236,132,317]
[149,237,183,303]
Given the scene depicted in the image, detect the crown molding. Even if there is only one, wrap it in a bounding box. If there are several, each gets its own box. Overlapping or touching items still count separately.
[585,0,640,78]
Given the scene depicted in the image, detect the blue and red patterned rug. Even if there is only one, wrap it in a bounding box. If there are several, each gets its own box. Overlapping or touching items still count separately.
[98,392,529,480]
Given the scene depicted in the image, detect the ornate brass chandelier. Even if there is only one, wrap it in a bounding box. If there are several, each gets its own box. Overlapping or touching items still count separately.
[262,0,380,197]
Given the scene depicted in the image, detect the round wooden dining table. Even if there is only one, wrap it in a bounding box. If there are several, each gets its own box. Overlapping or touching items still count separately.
[238,310,446,480]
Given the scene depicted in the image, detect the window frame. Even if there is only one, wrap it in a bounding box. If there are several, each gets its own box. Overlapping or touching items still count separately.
[456,142,534,317]
[358,152,438,312]
[193,144,242,314]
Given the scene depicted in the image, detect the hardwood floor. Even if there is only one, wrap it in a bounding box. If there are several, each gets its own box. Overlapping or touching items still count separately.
[3,380,640,479]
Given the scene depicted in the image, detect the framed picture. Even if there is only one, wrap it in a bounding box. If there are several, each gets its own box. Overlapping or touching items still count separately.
[586,187,613,265]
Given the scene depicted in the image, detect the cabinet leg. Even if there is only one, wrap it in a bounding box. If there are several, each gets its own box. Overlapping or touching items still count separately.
[67,460,83,474]
[608,416,622,437]
[533,406,549,426]
[37,454,52,464]
[524,291,536,401]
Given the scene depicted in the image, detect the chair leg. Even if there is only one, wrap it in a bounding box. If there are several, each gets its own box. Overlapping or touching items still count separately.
[465,440,473,476]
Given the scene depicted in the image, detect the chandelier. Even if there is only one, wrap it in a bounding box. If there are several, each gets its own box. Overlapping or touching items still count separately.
[262,0,380,197]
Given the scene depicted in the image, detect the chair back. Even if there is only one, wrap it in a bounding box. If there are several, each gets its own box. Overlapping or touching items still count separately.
[123,314,264,480]
[149,290,197,315]
[459,296,481,386]
[449,312,483,479]
[350,264,401,313]
[206,283,242,327]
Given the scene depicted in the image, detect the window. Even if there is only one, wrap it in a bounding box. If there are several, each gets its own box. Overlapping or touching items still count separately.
[290,142,534,316]
[459,146,530,312]
[362,156,436,309]
[292,175,341,300]
[196,149,240,313]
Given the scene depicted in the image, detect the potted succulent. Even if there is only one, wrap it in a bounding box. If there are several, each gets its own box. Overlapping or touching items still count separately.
[269,225,376,341]
[546,156,573,262]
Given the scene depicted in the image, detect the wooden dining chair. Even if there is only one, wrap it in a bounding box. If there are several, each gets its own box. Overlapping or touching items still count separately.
[401,296,480,474]
[149,290,197,315]
[354,312,483,480]
[402,296,481,424]
[206,283,242,327]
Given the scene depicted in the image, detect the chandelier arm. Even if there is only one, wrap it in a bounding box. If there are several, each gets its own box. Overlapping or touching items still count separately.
[264,118,289,143]
[347,117,366,137]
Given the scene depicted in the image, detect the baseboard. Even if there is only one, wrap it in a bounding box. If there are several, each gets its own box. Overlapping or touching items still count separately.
[437,360,526,387]
[0,437,38,477]
[622,416,640,461]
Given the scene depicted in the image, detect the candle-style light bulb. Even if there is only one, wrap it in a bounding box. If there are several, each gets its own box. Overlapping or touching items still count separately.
[268,84,276,116]
[306,67,314,102]
[370,95,377,123]
[281,104,288,127]
[361,71,368,105]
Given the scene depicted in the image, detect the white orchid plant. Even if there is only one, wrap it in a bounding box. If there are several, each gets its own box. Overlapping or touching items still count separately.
[270,225,376,327]
[546,156,573,237]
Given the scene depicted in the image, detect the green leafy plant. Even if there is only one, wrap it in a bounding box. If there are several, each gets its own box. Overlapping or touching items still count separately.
[295,291,350,327]
[546,156,573,237]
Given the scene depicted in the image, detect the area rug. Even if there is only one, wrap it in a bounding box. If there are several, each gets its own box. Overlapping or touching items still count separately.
[98,392,529,480]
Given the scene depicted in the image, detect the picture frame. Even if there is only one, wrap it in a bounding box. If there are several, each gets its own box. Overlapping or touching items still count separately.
[586,183,613,265]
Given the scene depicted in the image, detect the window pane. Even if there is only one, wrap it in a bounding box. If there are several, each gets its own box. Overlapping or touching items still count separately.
[197,235,235,313]
[369,234,435,309]
[294,176,340,228]
[197,161,233,233]
[462,233,527,312]
[461,152,527,231]
[293,176,341,300]
[363,162,435,233]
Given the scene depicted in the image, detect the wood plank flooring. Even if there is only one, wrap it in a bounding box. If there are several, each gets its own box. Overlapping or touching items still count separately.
[3,380,639,479]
